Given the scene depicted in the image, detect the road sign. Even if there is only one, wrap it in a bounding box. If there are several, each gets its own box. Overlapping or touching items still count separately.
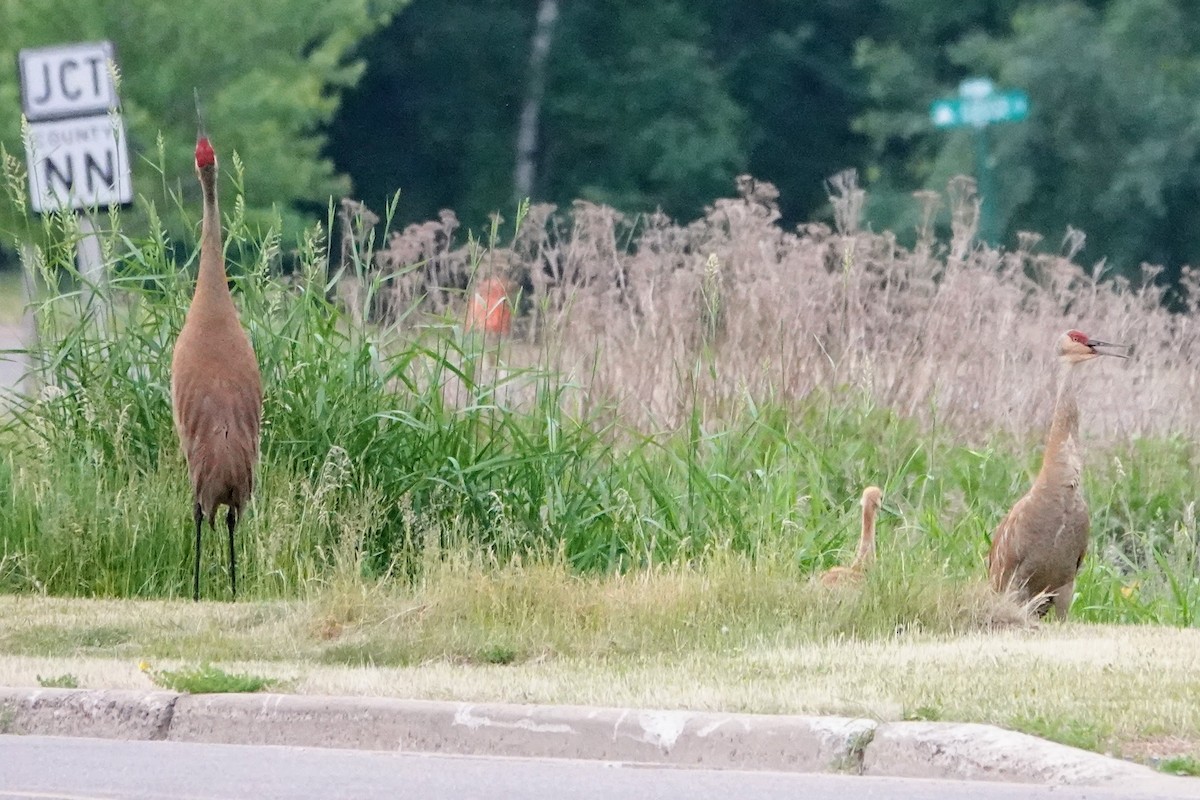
[930,91,1029,129]
[24,114,133,212]
[19,41,119,122]
[18,41,131,212]
[929,78,1030,246]
[930,77,1029,129]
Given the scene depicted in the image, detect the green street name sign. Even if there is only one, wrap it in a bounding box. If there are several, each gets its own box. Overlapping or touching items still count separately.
[931,78,1029,129]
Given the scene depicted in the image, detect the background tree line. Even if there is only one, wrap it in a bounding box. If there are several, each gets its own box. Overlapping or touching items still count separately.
[3,0,1199,290]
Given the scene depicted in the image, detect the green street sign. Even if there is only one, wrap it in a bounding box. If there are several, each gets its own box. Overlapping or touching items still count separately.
[930,83,1029,129]
[928,78,1030,246]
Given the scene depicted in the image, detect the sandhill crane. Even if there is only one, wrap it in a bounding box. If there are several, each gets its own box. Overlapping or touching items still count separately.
[987,329,1126,618]
[170,131,262,602]
[820,486,884,587]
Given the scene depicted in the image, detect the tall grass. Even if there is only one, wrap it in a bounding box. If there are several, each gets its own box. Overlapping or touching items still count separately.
[0,178,627,595]
[0,150,1196,626]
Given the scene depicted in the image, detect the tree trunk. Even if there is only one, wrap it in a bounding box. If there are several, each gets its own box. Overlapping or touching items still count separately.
[513,0,560,204]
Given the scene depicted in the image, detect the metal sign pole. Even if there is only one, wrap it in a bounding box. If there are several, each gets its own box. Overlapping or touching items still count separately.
[930,77,1029,247]
[75,213,106,326]
[17,244,41,395]
[974,124,996,246]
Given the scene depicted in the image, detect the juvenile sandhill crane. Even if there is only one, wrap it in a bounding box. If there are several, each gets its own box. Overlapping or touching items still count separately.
[988,330,1126,618]
[820,486,884,587]
[171,131,262,602]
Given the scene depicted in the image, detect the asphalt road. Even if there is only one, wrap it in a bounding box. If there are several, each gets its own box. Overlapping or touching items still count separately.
[0,735,1195,800]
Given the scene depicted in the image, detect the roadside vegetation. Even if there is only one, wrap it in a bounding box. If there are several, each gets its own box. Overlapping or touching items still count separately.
[139,661,279,694]
[0,591,1197,767]
[0,156,1198,764]
[0,160,1196,626]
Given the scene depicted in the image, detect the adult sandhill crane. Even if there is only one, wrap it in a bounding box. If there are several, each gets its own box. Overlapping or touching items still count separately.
[171,131,262,602]
[820,486,884,587]
[988,329,1127,618]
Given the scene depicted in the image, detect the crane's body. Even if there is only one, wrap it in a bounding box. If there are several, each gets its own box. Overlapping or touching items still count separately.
[820,486,883,587]
[987,330,1125,618]
[171,135,262,602]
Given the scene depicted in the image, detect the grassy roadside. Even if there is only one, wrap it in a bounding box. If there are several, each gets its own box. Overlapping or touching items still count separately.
[1,175,1199,623]
[1,148,1199,780]
[1,565,1198,771]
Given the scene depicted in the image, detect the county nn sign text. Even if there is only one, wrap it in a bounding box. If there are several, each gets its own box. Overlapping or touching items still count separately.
[18,41,133,213]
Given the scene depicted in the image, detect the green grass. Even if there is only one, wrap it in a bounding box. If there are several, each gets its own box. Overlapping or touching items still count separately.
[35,673,78,689]
[141,661,280,693]
[1011,714,1110,753]
[5,624,136,656]
[1159,756,1200,777]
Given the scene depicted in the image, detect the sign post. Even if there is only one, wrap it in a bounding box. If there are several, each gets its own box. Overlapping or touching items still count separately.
[18,40,132,310]
[930,78,1029,245]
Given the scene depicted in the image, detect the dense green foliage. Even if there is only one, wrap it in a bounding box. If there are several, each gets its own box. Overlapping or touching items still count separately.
[0,0,408,245]
[858,0,1200,287]
[330,0,1200,288]
[5,1,1200,284]
[334,0,874,228]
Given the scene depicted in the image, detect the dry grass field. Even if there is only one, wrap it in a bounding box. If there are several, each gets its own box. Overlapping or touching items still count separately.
[363,174,1200,442]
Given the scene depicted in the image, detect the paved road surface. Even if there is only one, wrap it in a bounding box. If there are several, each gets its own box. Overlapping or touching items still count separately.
[0,735,1194,800]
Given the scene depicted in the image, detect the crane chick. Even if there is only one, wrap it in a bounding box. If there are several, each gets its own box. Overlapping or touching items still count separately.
[820,486,884,587]
[171,133,262,602]
[987,329,1127,618]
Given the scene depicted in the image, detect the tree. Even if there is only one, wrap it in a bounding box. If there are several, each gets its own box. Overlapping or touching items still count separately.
[329,0,534,228]
[957,0,1200,281]
[540,1,746,220]
[0,0,408,246]
[693,0,884,225]
[852,0,1021,238]
[330,0,747,229]
[513,0,560,205]
[856,0,1200,283]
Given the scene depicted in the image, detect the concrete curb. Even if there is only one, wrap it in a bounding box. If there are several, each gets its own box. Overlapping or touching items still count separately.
[863,720,1155,785]
[168,694,876,773]
[0,687,1180,787]
[0,687,177,740]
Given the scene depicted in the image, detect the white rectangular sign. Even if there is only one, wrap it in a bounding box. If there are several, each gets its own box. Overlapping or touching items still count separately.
[19,41,119,122]
[24,114,134,212]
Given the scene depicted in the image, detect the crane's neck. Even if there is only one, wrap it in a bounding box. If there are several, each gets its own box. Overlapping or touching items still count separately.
[1037,362,1082,485]
[849,503,878,571]
[194,165,232,308]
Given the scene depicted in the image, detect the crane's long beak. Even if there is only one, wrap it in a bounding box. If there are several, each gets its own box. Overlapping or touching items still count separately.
[194,87,207,139]
[1088,338,1130,358]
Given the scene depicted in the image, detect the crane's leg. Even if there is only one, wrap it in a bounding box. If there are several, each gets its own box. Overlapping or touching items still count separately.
[1049,579,1075,620]
[226,506,238,601]
[192,502,204,602]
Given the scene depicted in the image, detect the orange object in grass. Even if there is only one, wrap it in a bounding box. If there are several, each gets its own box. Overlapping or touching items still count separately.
[466,277,512,335]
